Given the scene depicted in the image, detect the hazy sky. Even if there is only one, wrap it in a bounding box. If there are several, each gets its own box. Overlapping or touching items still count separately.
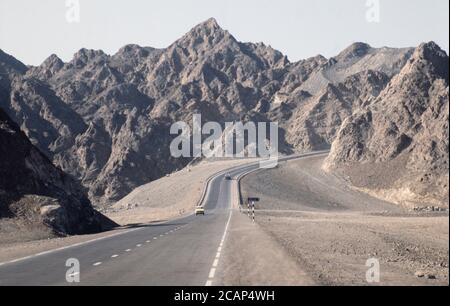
[0,0,448,65]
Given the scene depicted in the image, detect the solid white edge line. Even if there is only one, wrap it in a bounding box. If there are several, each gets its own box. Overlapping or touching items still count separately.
[212,259,219,268]
[205,209,233,286]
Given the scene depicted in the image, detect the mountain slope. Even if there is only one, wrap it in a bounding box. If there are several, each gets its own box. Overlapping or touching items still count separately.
[0,107,116,236]
[0,19,429,206]
[325,42,449,208]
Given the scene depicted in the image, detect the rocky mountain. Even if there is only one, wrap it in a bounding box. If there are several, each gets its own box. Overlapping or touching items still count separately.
[325,42,449,208]
[0,18,443,208]
[277,69,391,151]
[0,107,116,235]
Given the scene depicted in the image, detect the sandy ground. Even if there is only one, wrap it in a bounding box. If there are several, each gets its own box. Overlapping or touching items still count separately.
[239,155,449,286]
[0,158,252,264]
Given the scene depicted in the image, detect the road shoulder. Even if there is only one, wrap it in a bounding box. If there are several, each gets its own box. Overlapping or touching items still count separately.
[217,210,315,286]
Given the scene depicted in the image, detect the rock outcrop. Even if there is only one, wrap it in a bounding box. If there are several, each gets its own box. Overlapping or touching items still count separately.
[0,108,116,235]
[325,42,449,208]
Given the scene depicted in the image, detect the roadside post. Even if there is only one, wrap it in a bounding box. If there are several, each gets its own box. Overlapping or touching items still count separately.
[247,197,260,223]
[252,204,255,222]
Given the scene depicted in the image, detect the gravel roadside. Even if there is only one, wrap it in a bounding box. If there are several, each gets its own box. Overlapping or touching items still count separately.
[239,155,449,286]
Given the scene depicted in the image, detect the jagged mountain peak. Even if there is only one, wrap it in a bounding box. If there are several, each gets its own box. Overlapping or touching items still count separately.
[335,42,372,62]
[408,41,449,81]
[42,54,64,66]
[71,48,109,68]
[114,44,157,57]
[187,17,226,37]
[74,48,108,58]
[196,17,221,31]
[176,18,235,47]
[414,41,448,60]
[381,41,449,95]
[40,54,65,72]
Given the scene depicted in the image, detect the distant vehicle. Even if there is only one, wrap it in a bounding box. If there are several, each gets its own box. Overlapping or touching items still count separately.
[225,174,232,180]
[195,207,205,216]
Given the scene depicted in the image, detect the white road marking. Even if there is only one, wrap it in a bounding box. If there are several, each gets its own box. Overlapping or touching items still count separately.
[93,262,102,266]
[0,228,142,267]
[205,210,233,286]
[209,268,216,278]
[125,249,132,252]
[212,259,219,268]
[111,255,119,258]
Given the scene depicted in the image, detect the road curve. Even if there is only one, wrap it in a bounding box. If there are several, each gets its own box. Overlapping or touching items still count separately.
[0,152,327,286]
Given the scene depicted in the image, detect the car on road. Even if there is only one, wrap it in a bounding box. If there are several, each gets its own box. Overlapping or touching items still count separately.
[225,174,232,180]
[195,207,205,216]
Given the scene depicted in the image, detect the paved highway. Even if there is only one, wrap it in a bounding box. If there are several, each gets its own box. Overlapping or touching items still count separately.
[0,152,326,286]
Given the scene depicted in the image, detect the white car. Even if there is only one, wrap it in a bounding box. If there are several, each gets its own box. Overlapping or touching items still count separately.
[195,207,205,216]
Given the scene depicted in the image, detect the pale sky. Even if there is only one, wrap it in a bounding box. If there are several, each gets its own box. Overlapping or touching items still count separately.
[0,0,449,66]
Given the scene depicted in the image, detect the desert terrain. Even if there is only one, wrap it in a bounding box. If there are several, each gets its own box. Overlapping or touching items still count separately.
[238,155,449,285]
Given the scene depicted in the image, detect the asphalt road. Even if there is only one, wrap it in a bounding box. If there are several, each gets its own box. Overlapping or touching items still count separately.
[0,152,326,286]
